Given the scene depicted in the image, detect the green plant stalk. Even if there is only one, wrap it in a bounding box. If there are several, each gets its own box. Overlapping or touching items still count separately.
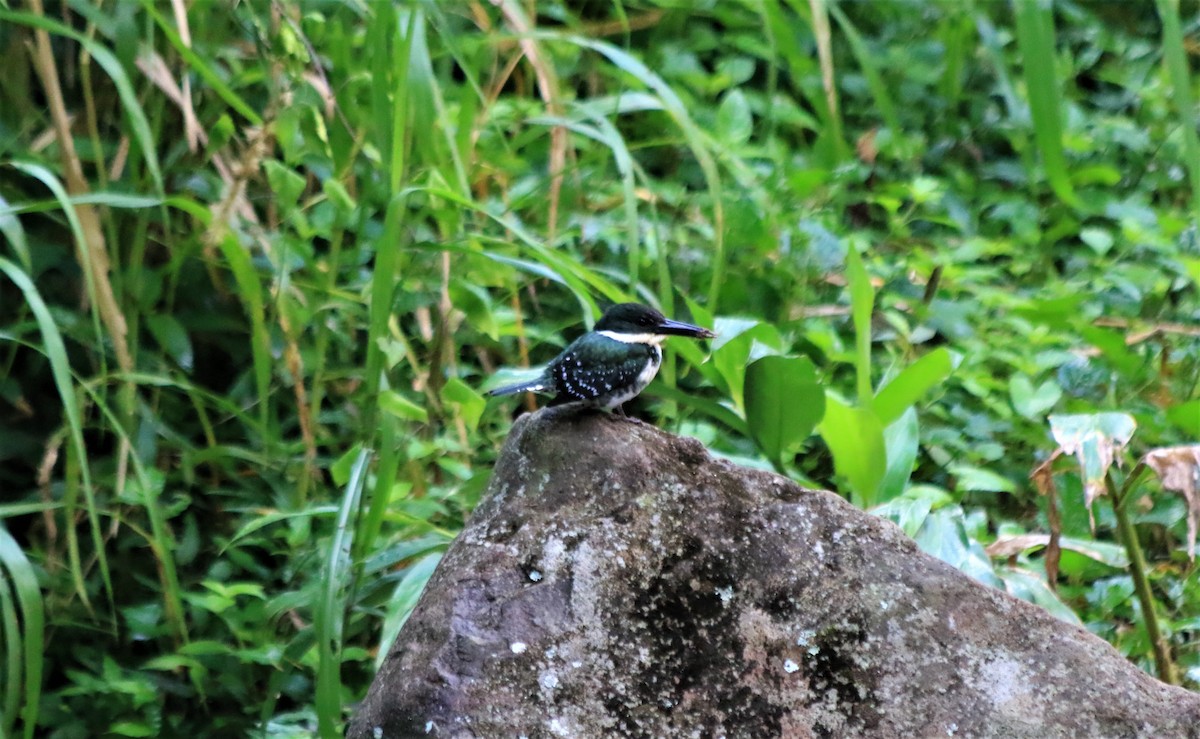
[844,246,874,406]
[1106,473,1178,684]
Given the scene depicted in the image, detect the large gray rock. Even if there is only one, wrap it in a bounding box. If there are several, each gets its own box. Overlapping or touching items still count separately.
[349,407,1200,738]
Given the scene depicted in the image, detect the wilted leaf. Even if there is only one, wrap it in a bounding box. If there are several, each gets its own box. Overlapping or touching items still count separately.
[1048,412,1137,529]
[985,533,1129,568]
[1029,452,1063,586]
[1142,445,1200,561]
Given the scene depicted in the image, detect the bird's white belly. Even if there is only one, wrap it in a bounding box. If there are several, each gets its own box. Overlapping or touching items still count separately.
[594,345,661,410]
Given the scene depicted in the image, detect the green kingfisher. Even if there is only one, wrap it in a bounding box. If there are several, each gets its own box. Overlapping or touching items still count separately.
[487,303,715,411]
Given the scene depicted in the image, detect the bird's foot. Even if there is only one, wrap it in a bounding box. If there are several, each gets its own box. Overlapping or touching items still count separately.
[611,405,644,424]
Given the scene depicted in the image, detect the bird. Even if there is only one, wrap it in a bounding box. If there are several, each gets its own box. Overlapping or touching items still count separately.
[487,303,715,412]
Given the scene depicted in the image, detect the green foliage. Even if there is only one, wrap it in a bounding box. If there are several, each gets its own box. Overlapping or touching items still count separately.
[1,1,1198,734]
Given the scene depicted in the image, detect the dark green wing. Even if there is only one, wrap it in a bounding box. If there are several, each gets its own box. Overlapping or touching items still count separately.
[547,335,655,402]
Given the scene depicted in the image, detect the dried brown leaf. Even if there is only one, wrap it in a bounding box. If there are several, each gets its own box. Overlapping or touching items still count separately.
[986,534,1052,559]
[1142,445,1200,561]
[1029,451,1063,588]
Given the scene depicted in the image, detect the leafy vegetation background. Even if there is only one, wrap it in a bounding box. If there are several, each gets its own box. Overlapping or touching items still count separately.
[1,1,1198,736]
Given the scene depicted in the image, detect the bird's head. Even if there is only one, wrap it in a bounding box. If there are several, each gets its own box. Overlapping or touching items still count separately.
[595,303,716,340]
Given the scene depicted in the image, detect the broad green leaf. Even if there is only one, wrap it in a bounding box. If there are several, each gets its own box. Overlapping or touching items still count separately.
[950,464,1017,494]
[263,160,306,213]
[145,314,193,371]
[1009,373,1062,419]
[874,348,953,425]
[1165,400,1200,436]
[440,377,486,433]
[716,89,753,145]
[331,443,365,488]
[987,533,1130,569]
[995,566,1082,625]
[913,506,1002,588]
[710,318,782,411]
[1078,326,1141,375]
[872,486,935,538]
[879,408,920,503]
[1080,227,1114,254]
[744,356,824,465]
[819,393,886,507]
[379,390,428,423]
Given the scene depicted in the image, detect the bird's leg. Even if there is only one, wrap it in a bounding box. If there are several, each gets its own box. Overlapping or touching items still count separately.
[611,404,643,424]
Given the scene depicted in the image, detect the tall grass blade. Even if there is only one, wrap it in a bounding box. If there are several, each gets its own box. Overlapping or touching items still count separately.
[140,1,262,126]
[0,9,164,197]
[0,524,45,739]
[0,194,30,271]
[844,245,875,407]
[550,34,726,312]
[1155,0,1200,229]
[1012,0,1078,206]
[314,448,371,738]
[532,108,642,289]
[1,565,20,737]
[828,4,902,145]
[213,234,272,437]
[805,0,843,155]
[0,258,111,611]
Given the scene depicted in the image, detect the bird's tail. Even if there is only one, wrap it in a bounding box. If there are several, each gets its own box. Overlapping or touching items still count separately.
[486,378,550,397]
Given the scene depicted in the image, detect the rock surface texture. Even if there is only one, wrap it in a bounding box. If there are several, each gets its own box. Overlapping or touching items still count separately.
[349,407,1200,738]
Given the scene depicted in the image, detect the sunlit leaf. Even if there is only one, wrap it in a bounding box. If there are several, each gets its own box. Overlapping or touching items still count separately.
[379,390,429,424]
[874,348,953,425]
[819,393,885,507]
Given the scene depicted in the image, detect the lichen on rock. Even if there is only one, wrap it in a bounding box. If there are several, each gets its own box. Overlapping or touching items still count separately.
[348,406,1200,738]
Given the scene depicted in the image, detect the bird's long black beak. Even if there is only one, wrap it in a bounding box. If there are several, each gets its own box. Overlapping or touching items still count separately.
[655,317,716,339]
